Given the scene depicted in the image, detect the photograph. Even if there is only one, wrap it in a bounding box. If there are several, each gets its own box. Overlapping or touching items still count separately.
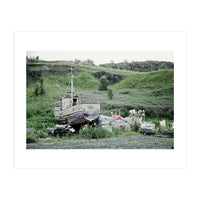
[2,0,198,199]
[26,51,174,149]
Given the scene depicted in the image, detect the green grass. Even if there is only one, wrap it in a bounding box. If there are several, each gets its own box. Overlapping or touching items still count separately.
[79,127,112,139]
[28,61,141,76]
[26,72,100,130]
[111,69,174,89]
[26,68,174,133]
[74,72,100,90]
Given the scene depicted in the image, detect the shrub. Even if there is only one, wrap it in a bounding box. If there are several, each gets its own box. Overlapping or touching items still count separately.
[144,107,174,119]
[107,89,113,100]
[36,130,48,138]
[39,78,44,95]
[99,75,109,90]
[79,127,111,139]
[34,84,39,96]
[26,132,37,143]
[113,129,123,136]
[33,78,45,96]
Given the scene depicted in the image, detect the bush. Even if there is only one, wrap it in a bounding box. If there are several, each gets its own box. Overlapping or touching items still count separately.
[34,84,39,96]
[36,130,48,138]
[112,129,123,136]
[107,89,113,100]
[99,75,109,90]
[79,127,111,139]
[26,132,37,143]
[39,78,44,95]
[144,107,174,119]
[26,129,49,144]
[33,78,45,96]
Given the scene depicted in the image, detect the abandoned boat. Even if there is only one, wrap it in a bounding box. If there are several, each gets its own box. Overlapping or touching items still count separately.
[54,67,100,126]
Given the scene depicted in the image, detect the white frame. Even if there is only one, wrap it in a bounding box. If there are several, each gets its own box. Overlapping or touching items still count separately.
[14,32,186,169]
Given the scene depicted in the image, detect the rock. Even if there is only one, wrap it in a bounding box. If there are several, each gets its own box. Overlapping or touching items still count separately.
[160,120,166,128]
[139,122,156,134]
[26,128,33,133]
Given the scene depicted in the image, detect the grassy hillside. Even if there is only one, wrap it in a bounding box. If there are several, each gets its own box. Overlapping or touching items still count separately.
[26,72,100,129]
[111,69,174,90]
[100,60,174,72]
[26,66,174,130]
[27,61,143,76]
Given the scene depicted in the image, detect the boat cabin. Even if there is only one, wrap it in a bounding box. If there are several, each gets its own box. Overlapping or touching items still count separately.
[62,95,79,108]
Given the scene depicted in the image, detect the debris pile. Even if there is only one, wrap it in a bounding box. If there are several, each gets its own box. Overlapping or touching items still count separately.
[47,124,75,136]
[139,122,156,135]
[99,109,145,132]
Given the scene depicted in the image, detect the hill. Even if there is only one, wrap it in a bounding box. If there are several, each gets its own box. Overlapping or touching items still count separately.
[100,60,174,72]
[111,69,174,89]
[26,60,174,130]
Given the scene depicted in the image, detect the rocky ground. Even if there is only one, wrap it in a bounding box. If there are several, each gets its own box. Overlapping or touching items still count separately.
[27,135,174,149]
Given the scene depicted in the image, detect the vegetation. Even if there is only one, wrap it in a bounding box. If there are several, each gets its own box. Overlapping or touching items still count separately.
[99,75,109,90]
[26,59,174,140]
[74,72,99,90]
[26,132,37,143]
[79,127,111,139]
[111,69,174,90]
[26,56,40,63]
[100,60,174,72]
[74,58,95,66]
[33,78,45,96]
[26,129,48,143]
[107,89,113,100]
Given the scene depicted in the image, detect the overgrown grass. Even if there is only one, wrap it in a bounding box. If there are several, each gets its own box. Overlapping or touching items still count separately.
[26,72,100,130]
[79,127,112,139]
[26,69,174,133]
[29,61,138,76]
[78,127,142,139]
[26,132,37,143]
[111,69,174,90]
[74,72,100,90]
[26,129,48,143]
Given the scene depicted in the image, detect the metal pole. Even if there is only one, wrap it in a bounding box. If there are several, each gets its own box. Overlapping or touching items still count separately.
[71,67,74,98]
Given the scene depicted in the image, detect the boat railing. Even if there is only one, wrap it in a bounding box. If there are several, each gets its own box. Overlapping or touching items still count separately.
[54,101,62,107]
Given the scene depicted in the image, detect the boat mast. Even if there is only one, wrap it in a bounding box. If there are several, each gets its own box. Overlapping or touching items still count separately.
[70,66,74,98]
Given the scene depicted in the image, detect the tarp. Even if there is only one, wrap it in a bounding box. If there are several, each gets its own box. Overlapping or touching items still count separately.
[113,115,123,119]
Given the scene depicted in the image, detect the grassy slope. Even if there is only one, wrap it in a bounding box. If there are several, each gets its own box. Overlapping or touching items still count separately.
[29,61,144,76]
[26,72,100,129]
[111,69,174,89]
[27,63,174,130]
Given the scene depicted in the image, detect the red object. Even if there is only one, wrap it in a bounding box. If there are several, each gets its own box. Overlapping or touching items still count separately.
[113,115,123,119]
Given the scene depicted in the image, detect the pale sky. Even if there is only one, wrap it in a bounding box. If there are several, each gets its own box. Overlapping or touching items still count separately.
[27,51,173,65]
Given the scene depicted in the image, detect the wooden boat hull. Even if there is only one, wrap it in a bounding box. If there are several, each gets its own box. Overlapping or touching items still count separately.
[54,104,100,125]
